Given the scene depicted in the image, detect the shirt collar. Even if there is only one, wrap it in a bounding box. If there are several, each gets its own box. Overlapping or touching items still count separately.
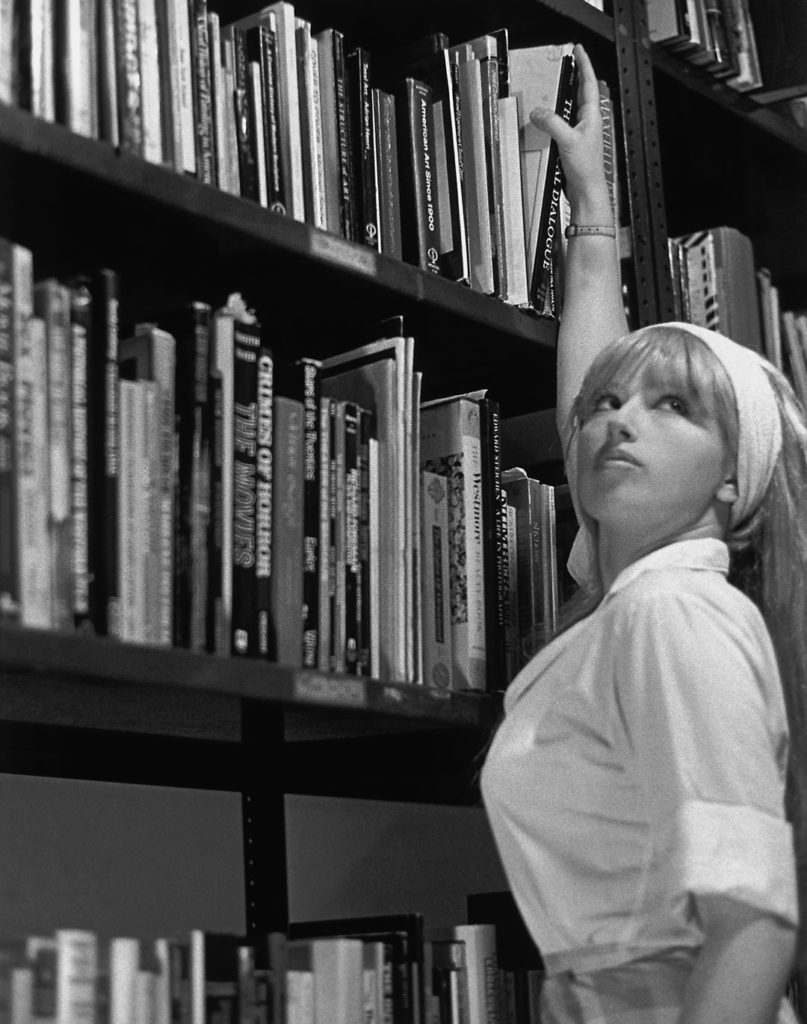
[604,537,730,602]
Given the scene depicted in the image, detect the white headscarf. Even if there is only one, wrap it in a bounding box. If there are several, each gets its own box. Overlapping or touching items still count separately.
[656,322,782,529]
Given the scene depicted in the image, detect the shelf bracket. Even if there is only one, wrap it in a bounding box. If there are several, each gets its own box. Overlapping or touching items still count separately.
[241,700,289,935]
[613,0,677,325]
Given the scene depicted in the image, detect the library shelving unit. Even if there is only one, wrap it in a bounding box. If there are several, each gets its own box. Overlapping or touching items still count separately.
[6,0,795,947]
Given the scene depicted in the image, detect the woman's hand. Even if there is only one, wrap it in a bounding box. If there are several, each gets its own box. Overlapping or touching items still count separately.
[529,43,611,222]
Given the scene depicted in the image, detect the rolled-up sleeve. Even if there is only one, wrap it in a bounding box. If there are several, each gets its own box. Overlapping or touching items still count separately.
[615,586,798,929]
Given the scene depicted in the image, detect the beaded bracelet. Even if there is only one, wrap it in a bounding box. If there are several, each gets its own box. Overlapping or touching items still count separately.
[564,224,617,238]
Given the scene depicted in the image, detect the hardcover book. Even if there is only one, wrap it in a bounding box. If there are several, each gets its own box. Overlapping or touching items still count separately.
[270,394,305,666]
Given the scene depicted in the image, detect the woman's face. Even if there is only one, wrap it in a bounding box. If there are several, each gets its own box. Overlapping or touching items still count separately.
[575,362,737,543]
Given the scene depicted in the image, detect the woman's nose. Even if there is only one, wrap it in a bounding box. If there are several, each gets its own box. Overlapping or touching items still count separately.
[606,408,638,442]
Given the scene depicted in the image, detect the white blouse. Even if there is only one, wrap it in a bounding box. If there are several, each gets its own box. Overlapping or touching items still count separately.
[481,537,799,975]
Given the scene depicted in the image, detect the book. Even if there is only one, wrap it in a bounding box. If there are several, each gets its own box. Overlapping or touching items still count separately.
[450,47,494,295]
[237,932,286,1024]
[394,77,440,275]
[27,936,58,1024]
[500,468,543,670]
[356,404,374,676]
[509,43,577,317]
[420,469,453,690]
[371,87,403,261]
[315,26,355,240]
[247,14,285,212]
[159,0,196,171]
[136,0,162,162]
[722,0,763,92]
[34,278,73,632]
[118,321,177,647]
[188,0,215,184]
[322,330,416,684]
[55,930,97,1024]
[420,395,487,691]
[113,0,144,155]
[497,94,528,306]
[289,913,425,1024]
[296,17,327,229]
[54,0,97,137]
[230,2,304,220]
[269,394,304,666]
[208,11,235,193]
[342,400,361,672]
[311,938,363,1024]
[189,932,239,1024]
[346,47,380,250]
[224,24,259,203]
[316,395,332,673]
[427,938,467,1024]
[68,279,92,631]
[285,941,313,1024]
[230,295,261,657]
[110,939,140,1024]
[161,302,212,650]
[255,344,274,659]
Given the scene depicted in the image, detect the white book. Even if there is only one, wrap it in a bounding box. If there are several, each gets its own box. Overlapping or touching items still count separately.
[296,17,326,229]
[221,33,240,194]
[164,0,196,173]
[249,60,269,206]
[497,95,529,306]
[420,469,453,690]
[141,380,162,644]
[109,939,140,1024]
[311,938,363,1024]
[138,0,163,163]
[118,380,148,643]
[31,0,56,120]
[361,942,385,1024]
[452,924,501,1024]
[60,0,96,136]
[97,0,119,145]
[11,966,33,1024]
[56,930,97,1024]
[368,434,380,677]
[208,12,233,194]
[0,0,13,103]
[16,316,52,629]
[420,395,486,690]
[450,47,494,295]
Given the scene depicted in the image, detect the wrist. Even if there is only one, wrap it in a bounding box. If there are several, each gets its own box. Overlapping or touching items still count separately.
[568,183,613,226]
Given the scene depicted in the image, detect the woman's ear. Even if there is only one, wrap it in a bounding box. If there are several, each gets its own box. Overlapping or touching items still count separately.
[716,475,739,505]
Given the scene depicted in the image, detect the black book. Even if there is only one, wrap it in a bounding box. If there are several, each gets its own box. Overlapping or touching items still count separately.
[356,405,374,676]
[476,392,508,691]
[0,241,17,621]
[164,301,212,651]
[529,51,577,317]
[189,0,216,185]
[228,25,260,202]
[277,356,323,669]
[230,298,261,657]
[89,268,121,638]
[316,27,356,240]
[394,77,440,275]
[255,343,274,659]
[747,0,807,103]
[68,278,93,633]
[207,366,223,654]
[346,47,380,250]
[245,19,286,213]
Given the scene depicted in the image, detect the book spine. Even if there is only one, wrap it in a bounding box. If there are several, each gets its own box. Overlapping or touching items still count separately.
[35,280,73,632]
[93,269,121,637]
[529,53,577,316]
[17,316,52,629]
[326,396,338,671]
[0,239,17,620]
[372,88,402,262]
[114,0,144,155]
[142,379,163,644]
[347,47,380,250]
[255,345,273,659]
[137,0,162,161]
[333,29,356,240]
[69,280,92,631]
[479,56,506,299]
[229,26,259,202]
[231,316,260,656]
[397,78,440,275]
[316,395,331,672]
[356,406,372,676]
[342,401,361,673]
[189,0,215,185]
[270,395,304,667]
[164,0,196,173]
[258,19,285,213]
[117,379,138,640]
[55,929,98,1024]
[420,469,452,689]
[479,396,508,689]
[206,366,223,653]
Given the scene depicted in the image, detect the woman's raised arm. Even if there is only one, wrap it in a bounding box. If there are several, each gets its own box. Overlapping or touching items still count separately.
[530,44,630,441]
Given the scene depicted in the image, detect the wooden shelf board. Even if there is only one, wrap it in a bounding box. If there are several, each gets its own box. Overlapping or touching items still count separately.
[0,624,501,739]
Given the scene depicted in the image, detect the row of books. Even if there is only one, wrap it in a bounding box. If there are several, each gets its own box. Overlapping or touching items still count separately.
[0,896,545,1024]
[648,0,807,104]
[0,234,574,691]
[666,223,807,408]
[0,0,616,315]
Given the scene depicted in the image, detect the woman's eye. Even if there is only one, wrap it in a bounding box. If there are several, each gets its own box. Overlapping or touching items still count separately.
[660,395,688,415]
[593,393,620,412]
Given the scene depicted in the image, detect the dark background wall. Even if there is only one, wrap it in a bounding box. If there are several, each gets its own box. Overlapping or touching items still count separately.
[0,775,508,940]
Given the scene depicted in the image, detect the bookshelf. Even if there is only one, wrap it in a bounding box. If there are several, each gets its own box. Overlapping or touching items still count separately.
[4,0,804,996]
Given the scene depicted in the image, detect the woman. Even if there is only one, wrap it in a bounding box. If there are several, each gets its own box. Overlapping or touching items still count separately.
[480,44,807,1024]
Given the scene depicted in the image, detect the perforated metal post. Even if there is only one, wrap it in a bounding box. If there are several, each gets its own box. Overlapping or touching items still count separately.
[613,0,677,325]
[241,701,289,935]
